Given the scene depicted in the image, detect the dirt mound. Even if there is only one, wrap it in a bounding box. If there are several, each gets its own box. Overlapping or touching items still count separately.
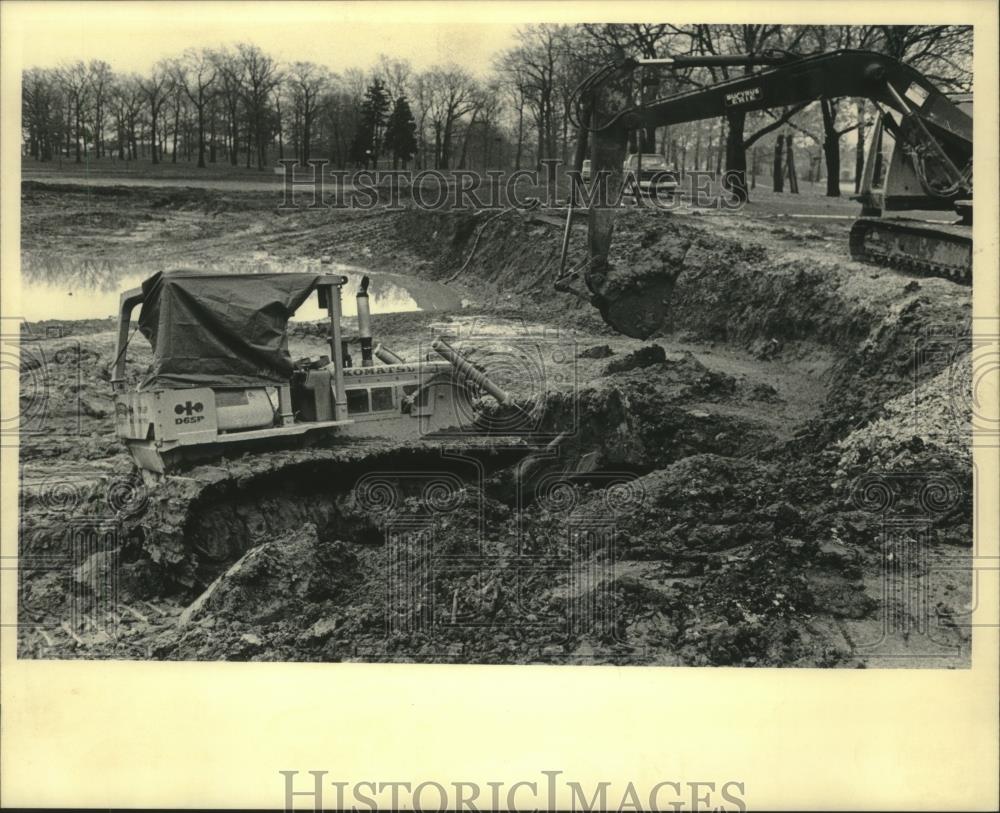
[144,456,867,666]
[22,317,118,337]
[831,351,973,549]
[572,455,779,562]
[179,523,358,626]
[837,351,971,473]
[555,454,879,665]
[21,180,143,198]
[603,344,665,373]
[126,442,531,591]
[604,349,763,402]
[379,207,970,408]
[508,374,780,473]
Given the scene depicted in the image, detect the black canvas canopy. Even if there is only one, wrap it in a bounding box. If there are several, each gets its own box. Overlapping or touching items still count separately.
[138,269,324,389]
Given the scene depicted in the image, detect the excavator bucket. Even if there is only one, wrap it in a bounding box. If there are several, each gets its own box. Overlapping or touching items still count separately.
[597,279,674,340]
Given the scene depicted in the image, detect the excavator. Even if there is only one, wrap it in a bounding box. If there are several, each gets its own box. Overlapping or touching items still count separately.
[556,49,973,338]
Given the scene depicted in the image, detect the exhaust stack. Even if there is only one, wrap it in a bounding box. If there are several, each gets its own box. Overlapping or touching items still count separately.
[374,343,405,365]
[431,337,512,406]
[356,276,374,367]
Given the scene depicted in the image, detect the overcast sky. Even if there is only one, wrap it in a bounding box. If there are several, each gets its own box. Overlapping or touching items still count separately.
[8,2,521,76]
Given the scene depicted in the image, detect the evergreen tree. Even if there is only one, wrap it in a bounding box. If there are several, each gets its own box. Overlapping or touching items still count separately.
[349,78,390,168]
[384,95,418,169]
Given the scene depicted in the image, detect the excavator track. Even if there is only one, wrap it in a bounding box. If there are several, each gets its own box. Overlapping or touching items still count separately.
[849,218,972,285]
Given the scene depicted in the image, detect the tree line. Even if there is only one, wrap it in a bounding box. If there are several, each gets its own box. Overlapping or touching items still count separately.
[22,24,970,198]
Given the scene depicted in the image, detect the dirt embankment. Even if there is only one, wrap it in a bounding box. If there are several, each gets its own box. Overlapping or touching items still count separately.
[405,206,969,441]
[18,184,973,666]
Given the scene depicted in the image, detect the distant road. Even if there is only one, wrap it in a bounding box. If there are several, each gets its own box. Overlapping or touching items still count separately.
[23,169,480,194]
[22,171,287,192]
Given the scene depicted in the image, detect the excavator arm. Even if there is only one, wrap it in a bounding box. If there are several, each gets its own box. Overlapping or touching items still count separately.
[565,49,973,338]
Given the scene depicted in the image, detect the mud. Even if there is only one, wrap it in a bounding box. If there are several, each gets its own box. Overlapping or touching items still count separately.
[17,180,973,666]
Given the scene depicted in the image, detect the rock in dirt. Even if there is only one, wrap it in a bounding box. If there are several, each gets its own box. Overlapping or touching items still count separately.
[298,616,339,645]
[749,337,783,361]
[762,501,803,532]
[179,523,358,627]
[79,394,113,418]
[578,344,614,359]
[73,549,117,588]
[814,539,860,569]
[603,344,666,374]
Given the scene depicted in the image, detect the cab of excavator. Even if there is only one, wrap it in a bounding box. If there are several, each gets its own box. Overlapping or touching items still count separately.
[855,94,973,216]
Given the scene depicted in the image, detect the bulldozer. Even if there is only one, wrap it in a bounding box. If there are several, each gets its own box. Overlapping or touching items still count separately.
[110,269,549,586]
[558,48,973,338]
[111,269,519,483]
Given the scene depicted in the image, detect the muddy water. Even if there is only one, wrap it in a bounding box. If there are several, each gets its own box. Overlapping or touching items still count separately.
[17,252,463,322]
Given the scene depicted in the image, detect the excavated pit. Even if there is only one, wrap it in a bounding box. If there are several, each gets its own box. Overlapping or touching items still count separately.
[17,189,974,666]
[119,343,806,595]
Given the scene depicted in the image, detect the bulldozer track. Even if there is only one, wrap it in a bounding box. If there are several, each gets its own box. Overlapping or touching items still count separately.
[125,439,534,591]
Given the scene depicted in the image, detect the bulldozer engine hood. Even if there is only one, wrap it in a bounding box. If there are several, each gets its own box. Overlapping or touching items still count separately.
[137,269,325,389]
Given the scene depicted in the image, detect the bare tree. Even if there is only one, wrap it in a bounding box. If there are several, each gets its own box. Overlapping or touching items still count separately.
[140,62,171,163]
[317,68,367,169]
[508,25,572,199]
[161,64,187,164]
[409,71,434,169]
[375,54,412,101]
[455,84,489,169]
[494,51,529,170]
[286,61,331,164]
[422,64,479,169]
[581,23,685,152]
[22,68,63,160]
[212,48,244,165]
[175,48,217,168]
[875,25,973,88]
[681,24,811,201]
[459,81,504,170]
[87,60,113,158]
[317,85,357,169]
[112,74,144,160]
[516,25,558,170]
[59,60,90,162]
[235,43,282,168]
